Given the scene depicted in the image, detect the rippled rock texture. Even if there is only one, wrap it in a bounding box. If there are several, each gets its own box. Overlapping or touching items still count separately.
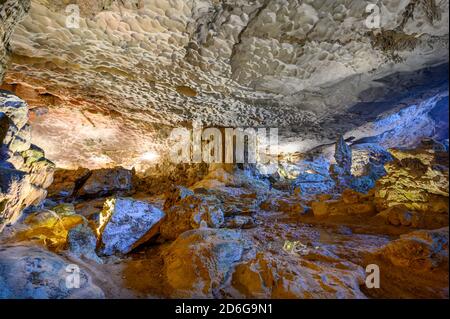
[0,90,54,232]
[0,0,447,168]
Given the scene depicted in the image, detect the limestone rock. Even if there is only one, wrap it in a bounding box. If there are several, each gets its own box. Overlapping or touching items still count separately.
[229,252,366,299]
[162,228,247,298]
[378,228,449,271]
[67,223,102,264]
[224,215,256,229]
[377,204,449,229]
[47,168,91,199]
[12,204,84,251]
[98,197,165,255]
[0,0,30,82]
[78,167,133,198]
[0,245,104,299]
[163,185,194,211]
[364,228,449,298]
[1,91,54,232]
[311,192,377,219]
[160,193,224,241]
[329,136,354,191]
[374,139,449,213]
[260,197,304,215]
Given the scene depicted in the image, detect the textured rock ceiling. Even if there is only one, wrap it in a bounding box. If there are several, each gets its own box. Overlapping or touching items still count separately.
[1,0,449,169]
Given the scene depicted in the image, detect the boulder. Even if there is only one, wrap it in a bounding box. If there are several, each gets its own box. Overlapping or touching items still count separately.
[377,204,448,229]
[260,197,304,215]
[364,228,449,298]
[47,168,91,199]
[163,185,194,211]
[0,245,104,299]
[77,167,133,197]
[311,198,376,219]
[330,136,353,190]
[12,204,85,251]
[160,194,224,240]
[162,228,247,298]
[98,197,165,255]
[67,223,102,263]
[229,252,366,299]
[376,228,448,271]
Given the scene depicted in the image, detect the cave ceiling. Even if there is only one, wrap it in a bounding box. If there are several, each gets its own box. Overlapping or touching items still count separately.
[1,0,448,169]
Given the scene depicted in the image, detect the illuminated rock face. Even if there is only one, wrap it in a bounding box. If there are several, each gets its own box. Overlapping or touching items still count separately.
[98,197,165,255]
[0,0,30,82]
[0,91,54,232]
[0,0,448,300]
[0,0,448,168]
[0,245,104,299]
[162,228,247,298]
[374,139,449,213]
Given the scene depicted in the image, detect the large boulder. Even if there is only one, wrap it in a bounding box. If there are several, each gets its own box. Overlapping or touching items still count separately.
[47,168,91,199]
[162,228,248,298]
[78,167,133,198]
[160,193,224,240]
[364,228,449,298]
[98,197,165,255]
[311,189,377,219]
[229,252,366,299]
[11,204,85,251]
[0,244,104,299]
[1,91,54,232]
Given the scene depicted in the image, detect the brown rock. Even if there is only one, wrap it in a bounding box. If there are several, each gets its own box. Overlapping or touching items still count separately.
[341,189,361,204]
[160,194,224,240]
[162,228,246,298]
[47,168,91,199]
[230,252,366,299]
[78,167,133,197]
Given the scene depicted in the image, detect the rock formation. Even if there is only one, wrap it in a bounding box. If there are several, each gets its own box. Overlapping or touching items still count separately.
[0,90,54,232]
[0,0,30,82]
[374,139,449,213]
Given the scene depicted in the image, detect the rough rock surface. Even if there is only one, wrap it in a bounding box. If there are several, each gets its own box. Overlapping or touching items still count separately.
[162,228,248,298]
[311,189,377,219]
[374,139,449,213]
[10,203,84,251]
[229,252,366,299]
[98,197,165,255]
[0,90,54,232]
[0,244,104,299]
[330,136,353,190]
[47,167,90,199]
[0,0,447,168]
[365,228,449,298]
[67,223,102,263]
[78,167,133,197]
[160,193,224,240]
